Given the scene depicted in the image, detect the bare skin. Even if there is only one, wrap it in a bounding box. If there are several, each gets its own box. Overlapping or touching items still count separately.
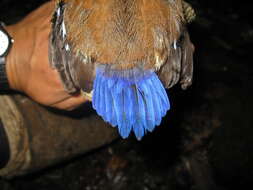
[5,1,88,110]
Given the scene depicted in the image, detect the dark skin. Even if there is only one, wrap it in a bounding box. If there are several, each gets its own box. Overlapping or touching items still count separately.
[5,1,88,110]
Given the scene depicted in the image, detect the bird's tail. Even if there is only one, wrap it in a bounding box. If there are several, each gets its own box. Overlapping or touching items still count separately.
[92,65,170,140]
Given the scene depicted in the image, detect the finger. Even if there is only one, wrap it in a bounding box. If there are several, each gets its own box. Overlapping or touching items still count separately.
[51,93,90,111]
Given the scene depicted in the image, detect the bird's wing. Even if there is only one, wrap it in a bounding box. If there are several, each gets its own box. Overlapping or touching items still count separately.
[157,27,194,90]
[180,29,194,90]
[49,1,95,94]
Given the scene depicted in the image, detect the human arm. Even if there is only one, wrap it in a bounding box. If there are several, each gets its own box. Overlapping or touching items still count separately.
[4,1,88,110]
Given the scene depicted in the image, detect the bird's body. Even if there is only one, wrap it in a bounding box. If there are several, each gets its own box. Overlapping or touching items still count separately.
[49,0,195,140]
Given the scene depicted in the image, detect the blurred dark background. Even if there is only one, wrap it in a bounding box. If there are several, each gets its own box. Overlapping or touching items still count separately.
[0,0,253,190]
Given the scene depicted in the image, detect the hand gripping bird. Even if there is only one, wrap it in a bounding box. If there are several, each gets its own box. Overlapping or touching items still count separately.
[49,0,195,140]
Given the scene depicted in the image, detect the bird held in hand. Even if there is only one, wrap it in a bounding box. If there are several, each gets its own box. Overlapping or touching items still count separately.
[49,0,195,140]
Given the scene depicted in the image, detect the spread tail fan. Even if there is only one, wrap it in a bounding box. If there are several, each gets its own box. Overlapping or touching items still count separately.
[92,65,170,140]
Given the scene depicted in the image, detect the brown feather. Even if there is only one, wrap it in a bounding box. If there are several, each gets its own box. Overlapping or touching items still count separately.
[49,0,194,93]
[62,0,184,69]
[158,27,194,89]
[180,29,194,89]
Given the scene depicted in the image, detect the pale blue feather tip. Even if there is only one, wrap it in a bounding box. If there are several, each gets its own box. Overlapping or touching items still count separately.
[92,66,170,140]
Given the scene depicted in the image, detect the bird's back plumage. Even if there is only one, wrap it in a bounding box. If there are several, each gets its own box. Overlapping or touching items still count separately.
[61,0,183,69]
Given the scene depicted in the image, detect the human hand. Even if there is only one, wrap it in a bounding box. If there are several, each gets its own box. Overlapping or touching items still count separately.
[5,1,88,110]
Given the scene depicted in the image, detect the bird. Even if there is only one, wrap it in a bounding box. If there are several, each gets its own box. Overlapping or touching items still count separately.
[49,0,195,140]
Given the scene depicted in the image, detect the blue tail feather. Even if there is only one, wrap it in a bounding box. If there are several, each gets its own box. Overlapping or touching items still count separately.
[99,78,106,116]
[152,76,170,109]
[149,81,162,126]
[127,88,135,126]
[92,66,170,140]
[133,121,145,141]
[104,82,112,122]
[135,85,147,133]
[119,91,132,139]
[108,77,116,89]
[140,81,156,132]
[110,99,117,127]
[121,89,133,137]
[111,89,124,128]
[92,74,101,110]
